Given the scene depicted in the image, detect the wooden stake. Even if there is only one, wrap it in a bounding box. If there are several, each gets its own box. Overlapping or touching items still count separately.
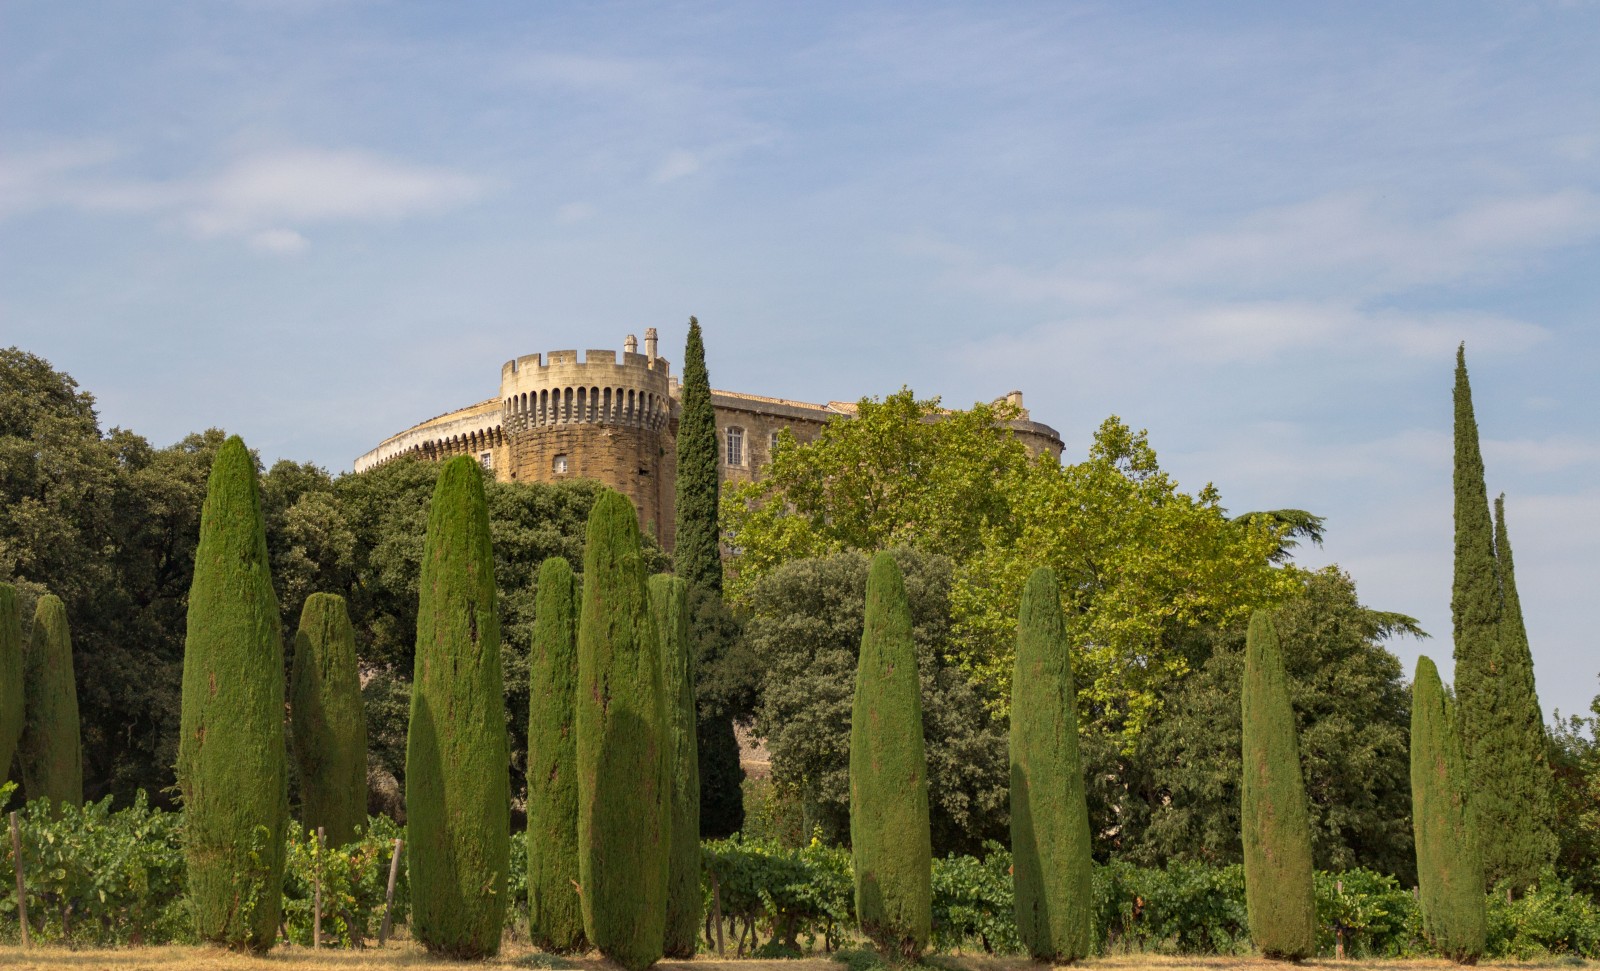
[1335,879,1345,960]
[313,827,324,950]
[711,870,724,956]
[9,812,27,949]
[378,837,403,945]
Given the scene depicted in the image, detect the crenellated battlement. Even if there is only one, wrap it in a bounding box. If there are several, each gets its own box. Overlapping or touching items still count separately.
[499,333,674,433]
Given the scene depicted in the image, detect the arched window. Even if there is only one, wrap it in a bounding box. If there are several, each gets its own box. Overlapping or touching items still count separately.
[725,426,745,467]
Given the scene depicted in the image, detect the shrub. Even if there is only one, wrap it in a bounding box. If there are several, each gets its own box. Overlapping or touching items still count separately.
[290,593,368,846]
[280,814,409,947]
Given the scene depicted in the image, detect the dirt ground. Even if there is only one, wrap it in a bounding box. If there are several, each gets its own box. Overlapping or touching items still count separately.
[0,945,1590,971]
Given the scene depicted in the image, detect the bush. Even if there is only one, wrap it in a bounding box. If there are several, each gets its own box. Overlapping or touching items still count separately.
[280,814,409,947]
[1314,867,1425,957]
[1486,870,1600,958]
[931,845,1020,954]
[703,834,854,954]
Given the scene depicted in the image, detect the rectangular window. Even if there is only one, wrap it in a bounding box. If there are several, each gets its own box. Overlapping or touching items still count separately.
[479,451,493,470]
[726,426,744,467]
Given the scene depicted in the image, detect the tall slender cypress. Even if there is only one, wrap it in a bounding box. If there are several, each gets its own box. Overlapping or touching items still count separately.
[1240,609,1315,960]
[177,435,288,951]
[850,552,932,961]
[651,573,701,958]
[1010,567,1092,963]
[289,593,367,846]
[675,317,745,838]
[577,490,669,971]
[1449,347,1502,806]
[0,583,25,787]
[674,316,721,595]
[1480,495,1557,886]
[19,594,82,810]
[527,556,585,953]
[406,456,511,958]
[1411,656,1485,963]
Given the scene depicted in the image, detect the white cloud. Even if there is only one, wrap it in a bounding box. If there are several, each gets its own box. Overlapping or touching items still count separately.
[652,150,702,184]
[0,142,483,249]
[555,201,596,223]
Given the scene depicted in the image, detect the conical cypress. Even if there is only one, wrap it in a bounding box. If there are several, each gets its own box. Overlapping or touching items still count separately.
[577,490,669,971]
[1010,567,1092,963]
[406,456,511,958]
[290,593,367,847]
[651,573,701,958]
[1478,495,1557,887]
[1449,347,1502,814]
[528,556,585,953]
[1411,656,1485,963]
[674,316,721,595]
[0,584,24,786]
[1241,609,1315,960]
[19,594,82,810]
[850,552,932,961]
[176,435,288,951]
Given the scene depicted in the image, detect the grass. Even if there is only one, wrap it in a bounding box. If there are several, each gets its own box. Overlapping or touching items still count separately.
[0,946,1591,971]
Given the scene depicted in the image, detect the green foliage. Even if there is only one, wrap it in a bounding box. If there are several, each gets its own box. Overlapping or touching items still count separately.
[675,315,722,596]
[1096,860,1250,954]
[279,814,408,947]
[746,549,1007,856]
[1009,567,1092,961]
[1240,610,1315,959]
[19,594,83,810]
[850,552,933,960]
[703,834,855,953]
[0,584,23,786]
[1486,869,1600,958]
[691,584,750,839]
[289,593,367,846]
[527,556,585,953]
[931,847,1022,954]
[652,573,702,957]
[577,490,669,971]
[1411,655,1486,962]
[176,435,287,950]
[406,455,511,958]
[1313,868,1426,958]
[1133,568,1416,880]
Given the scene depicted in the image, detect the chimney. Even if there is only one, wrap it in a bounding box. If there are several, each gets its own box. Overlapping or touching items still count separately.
[644,327,658,361]
[625,334,638,355]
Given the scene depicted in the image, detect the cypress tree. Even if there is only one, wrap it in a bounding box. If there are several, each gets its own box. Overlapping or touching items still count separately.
[1411,656,1486,963]
[406,456,511,958]
[850,552,932,961]
[675,316,721,595]
[0,583,24,787]
[1449,347,1502,806]
[527,556,585,953]
[1009,567,1092,963]
[1479,495,1557,887]
[19,594,82,810]
[651,573,701,958]
[289,593,367,847]
[675,317,745,837]
[1240,609,1315,960]
[176,435,288,951]
[577,490,669,971]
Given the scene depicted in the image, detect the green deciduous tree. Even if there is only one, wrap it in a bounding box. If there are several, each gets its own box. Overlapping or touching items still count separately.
[20,593,83,810]
[746,549,1007,855]
[1240,610,1315,960]
[0,583,23,786]
[1133,568,1417,880]
[1411,655,1485,963]
[289,592,367,846]
[528,556,585,953]
[1009,567,1092,963]
[651,573,701,957]
[851,552,933,961]
[406,456,510,958]
[176,435,288,951]
[577,490,669,971]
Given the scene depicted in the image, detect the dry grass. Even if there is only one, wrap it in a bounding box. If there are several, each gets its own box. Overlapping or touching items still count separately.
[0,946,1588,971]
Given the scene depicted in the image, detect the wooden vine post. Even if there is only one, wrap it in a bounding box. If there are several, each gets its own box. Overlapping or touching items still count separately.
[313,826,324,950]
[378,837,403,945]
[710,869,725,956]
[9,812,27,948]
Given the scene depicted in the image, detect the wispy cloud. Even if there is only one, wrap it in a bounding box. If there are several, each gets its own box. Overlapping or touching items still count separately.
[0,143,484,251]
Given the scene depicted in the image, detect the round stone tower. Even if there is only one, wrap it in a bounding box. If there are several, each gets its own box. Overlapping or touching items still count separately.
[499,331,676,545]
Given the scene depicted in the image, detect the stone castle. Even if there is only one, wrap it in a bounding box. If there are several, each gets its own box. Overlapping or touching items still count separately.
[354,328,1064,549]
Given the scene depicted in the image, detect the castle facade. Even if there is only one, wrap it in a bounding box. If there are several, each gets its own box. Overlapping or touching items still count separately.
[354,329,1064,549]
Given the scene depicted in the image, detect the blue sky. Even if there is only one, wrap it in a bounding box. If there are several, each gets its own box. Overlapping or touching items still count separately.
[4,1,1598,719]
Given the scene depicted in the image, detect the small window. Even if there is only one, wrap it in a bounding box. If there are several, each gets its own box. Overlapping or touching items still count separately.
[553,453,569,474]
[725,426,745,467]
[479,451,493,470]
[770,430,782,454]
